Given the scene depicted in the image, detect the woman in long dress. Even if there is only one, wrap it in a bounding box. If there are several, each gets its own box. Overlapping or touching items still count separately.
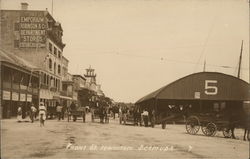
[17,106,22,122]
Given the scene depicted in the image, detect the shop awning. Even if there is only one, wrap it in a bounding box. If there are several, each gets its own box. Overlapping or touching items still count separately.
[59,95,73,100]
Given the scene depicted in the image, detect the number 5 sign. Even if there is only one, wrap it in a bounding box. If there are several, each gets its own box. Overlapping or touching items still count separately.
[205,80,218,95]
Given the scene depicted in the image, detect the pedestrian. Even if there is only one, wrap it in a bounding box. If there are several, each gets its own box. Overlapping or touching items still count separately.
[142,109,149,127]
[17,105,22,122]
[150,109,156,128]
[39,102,46,127]
[99,106,105,123]
[70,102,76,111]
[61,104,66,120]
[56,102,63,121]
[30,103,37,123]
[104,107,109,123]
[82,105,86,123]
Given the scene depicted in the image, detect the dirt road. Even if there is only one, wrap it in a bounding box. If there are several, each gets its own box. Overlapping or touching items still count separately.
[1,114,249,159]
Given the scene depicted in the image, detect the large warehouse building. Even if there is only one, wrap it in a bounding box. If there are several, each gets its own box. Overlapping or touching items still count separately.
[136,72,250,125]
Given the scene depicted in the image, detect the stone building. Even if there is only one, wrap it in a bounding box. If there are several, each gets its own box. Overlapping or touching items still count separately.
[0,3,71,109]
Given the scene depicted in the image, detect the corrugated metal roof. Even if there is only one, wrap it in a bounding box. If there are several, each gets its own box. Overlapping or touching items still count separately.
[0,49,37,70]
[136,72,250,104]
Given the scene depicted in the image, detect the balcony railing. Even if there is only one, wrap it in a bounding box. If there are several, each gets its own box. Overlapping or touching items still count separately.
[60,91,73,97]
[40,84,49,89]
[50,87,57,92]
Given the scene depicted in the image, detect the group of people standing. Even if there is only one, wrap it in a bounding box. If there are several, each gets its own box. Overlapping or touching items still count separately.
[17,103,38,123]
[116,106,156,127]
[17,102,47,126]
[135,109,156,127]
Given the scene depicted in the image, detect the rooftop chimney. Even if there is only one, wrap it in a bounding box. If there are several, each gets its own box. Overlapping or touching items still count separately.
[21,2,28,10]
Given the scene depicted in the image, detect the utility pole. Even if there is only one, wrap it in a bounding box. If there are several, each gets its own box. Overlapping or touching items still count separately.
[51,0,54,16]
[203,59,206,72]
[237,40,243,78]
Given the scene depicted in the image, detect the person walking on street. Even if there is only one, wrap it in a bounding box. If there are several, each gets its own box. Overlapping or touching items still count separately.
[30,103,37,123]
[56,102,63,121]
[17,105,22,122]
[39,102,46,127]
[142,109,149,127]
[82,105,86,123]
[150,109,156,128]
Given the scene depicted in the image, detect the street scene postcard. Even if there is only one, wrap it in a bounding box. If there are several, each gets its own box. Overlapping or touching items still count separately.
[0,0,250,159]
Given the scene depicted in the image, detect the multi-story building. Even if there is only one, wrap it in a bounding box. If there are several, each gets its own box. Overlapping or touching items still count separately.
[0,49,39,118]
[60,72,78,107]
[72,66,105,107]
[0,3,66,108]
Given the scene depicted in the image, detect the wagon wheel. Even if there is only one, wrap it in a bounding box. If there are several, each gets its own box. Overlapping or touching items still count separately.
[202,122,217,136]
[107,117,109,123]
[82,113,85,123]
[119,116,122,124]
[248,131,250,141]
[222,128,232,138]
[162,121,166,129]
[67,114,70,122]
[186,116,200,135]
[73,115,77,122]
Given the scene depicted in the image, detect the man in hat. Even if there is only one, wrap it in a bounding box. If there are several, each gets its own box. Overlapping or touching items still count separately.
[30,103,37,123]
[39,102,46,127]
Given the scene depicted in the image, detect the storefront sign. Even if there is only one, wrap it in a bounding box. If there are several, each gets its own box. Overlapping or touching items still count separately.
[20,84,27,90]
[194,92,200,99]
[3,91,11,100]
[27,94,32,102]
[12,92,19,101]
[18,12,47,48]
[20,93,26,102]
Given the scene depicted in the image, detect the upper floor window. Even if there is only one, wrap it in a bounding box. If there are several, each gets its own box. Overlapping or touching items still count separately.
[47,75,49,85]
[58,51,61,58]
[49,59,52,70]
[54,62,56,74]
[49,43,52,53]
[43,73,46,84]
[54,47,57,56]
[58,65,61,75]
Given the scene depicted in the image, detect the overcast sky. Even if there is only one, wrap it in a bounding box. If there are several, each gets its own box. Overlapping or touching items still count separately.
[1,0,249,103]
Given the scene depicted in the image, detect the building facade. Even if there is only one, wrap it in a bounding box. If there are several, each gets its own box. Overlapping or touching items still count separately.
[0,3,66,108]
[0,49,39,118]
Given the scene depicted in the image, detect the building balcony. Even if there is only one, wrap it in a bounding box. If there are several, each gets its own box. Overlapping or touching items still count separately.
[50,87,57,92]
[40,83,49,89]
[60,91,73,97]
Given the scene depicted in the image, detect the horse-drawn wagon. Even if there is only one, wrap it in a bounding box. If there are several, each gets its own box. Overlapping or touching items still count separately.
[185,101,250,140]
[67,106,86,123]
[91,106,109,123]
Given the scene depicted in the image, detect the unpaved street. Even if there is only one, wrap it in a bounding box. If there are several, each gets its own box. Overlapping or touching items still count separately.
[1,114,249,159]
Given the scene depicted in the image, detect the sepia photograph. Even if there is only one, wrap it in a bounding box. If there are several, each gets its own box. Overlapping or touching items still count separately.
[0,0,249,159]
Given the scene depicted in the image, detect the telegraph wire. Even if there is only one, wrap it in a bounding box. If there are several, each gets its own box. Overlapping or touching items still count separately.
[81,50,249,71]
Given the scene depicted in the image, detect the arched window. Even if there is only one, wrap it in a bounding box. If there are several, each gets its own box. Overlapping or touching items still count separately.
[43,73,46,84]
[58,65,61,75]
[49,59,52,70]
[47,75,49,85]
[50,76,53,87]
[55,79,58,89]
[54,62,56,74]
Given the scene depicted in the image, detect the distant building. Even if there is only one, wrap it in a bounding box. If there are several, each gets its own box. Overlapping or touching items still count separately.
[0,3,69,108]
[84,66,97,91]
[72,75,86,90]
